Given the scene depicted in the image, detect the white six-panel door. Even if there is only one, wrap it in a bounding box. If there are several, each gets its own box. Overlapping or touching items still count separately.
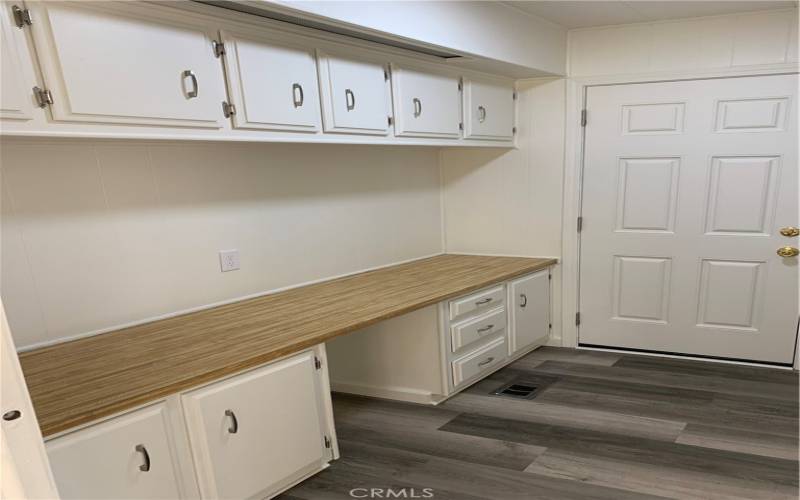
[579,74,798,364]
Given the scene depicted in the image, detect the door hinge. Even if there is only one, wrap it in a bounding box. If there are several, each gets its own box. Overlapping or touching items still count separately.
[324,435,331,448]
[513,91,517,101]
[12,5,32,28]
[222,101,236,118]
[548,273,552,280]
[388,116,393,126]
[577,216,583,232]
[549,323,552,329]
[458,78,463,91]
[32,87,53,108]
[580,109,587,127]
[314,356,322,370]
[575,312,581,326]
[212,40,225,58]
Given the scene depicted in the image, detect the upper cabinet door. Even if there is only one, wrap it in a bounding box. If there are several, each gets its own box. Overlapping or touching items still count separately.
[391,64,461,139]
[317,51,391,135]
[1,3,38,121]
[221,30,321,132]
[25,2,227,128]
[463,78,515,141]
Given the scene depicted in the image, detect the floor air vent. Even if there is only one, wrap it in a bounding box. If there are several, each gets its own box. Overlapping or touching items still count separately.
[491,382,540,400]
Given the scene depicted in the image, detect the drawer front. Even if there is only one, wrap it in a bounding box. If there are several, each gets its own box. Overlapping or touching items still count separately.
[46,403,184,500]
[451,308,507,352]
[452,337,507,387]
[182,350,328,500]
[449,286,505,320]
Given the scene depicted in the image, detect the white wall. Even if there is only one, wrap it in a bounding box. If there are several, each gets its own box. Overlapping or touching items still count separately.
[0,140,443,349]
[569,8,798,77]
[441,78,566,342]
[263,0,567,76]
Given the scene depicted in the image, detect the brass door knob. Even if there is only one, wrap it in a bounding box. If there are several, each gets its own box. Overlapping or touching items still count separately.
[780,226,800,237]
[777,246,799,257]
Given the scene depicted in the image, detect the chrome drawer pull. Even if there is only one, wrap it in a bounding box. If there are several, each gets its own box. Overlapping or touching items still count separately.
[135,444,150,472]
[225,409,238,434]
[292,83,304,107]
[413,97,422,117]
[478,105,486,123]
[475,298,493,306]
[345,89,355,111]
[478,357,495,367]
[182,70,198,99]
[520,293,527,308]
[477,324,494,333]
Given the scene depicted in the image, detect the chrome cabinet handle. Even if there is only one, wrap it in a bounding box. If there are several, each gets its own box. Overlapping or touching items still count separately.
[135,444,150,472]
[2,410,21,421]
[478,357,495,367]
[225,409,238,434]
[182,70,198,99]
[520,294,527,308]
[475,298,493,306]
[477,324,494,333]
[292,83,304,107]
[413,98,422,117]
[478,105,486,123]
[345,89,355,111]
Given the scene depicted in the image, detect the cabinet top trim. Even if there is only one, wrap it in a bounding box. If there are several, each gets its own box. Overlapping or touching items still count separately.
[20,254,555,437]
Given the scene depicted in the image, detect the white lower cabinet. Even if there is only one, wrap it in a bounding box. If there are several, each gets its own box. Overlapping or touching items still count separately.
[509,270,551,354]
[45,347,336,500]
[182,350,333,499]
[46,403,187,500]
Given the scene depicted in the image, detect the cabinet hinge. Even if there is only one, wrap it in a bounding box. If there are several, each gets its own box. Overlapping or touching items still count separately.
[384,67,390,81]
[575,312,581,326]
[212,40,225,58]
[513,91,518,101]
[222,101,236,118]
[577,216,583,233]
[459,122,463,131]
[512,126,517,134]
[32,87,53,108]
[12,5,32,28]
[548,273,552,280]
[458,78,463,91]
[314,356,322,370]
[324,435,331,448]
[387,116,393,126]
[580,109,587,127]
[548,323,552,329]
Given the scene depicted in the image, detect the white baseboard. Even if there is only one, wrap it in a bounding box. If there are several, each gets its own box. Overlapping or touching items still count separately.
[330,382,446,405]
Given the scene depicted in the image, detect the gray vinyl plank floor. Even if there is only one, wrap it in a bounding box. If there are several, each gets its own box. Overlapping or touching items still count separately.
[278,347,799,500]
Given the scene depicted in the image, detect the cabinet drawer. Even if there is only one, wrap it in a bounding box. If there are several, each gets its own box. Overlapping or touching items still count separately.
[182,350,329,499]
[449,286,505,320]
[451,308,507,352]
[452,337,507,387]
[46,403,184,500]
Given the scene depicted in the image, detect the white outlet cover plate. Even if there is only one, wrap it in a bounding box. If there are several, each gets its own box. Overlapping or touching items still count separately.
[219,249,240,272]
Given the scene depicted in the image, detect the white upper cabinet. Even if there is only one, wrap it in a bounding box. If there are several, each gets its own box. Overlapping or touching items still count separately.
[46,403,187,500]
[1,3,38,121]
[221,29,321,132]
[25,2,227,128]
[317,50,392,135]
[391,64,461,139]
[463,78,515,141]
[182,350,331,499]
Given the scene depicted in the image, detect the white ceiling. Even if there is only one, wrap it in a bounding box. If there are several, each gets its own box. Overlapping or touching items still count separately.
[505,1,798,29]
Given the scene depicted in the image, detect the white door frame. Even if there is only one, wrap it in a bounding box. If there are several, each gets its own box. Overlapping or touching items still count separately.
[560,63,800,369]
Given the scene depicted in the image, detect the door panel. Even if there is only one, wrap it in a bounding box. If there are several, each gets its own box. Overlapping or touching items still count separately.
[463,78,514,140]
[182,350,328,499]
[391,64,461,138]
[579,74,798,364]
[509,270,550,353]
[1,3,38,121]
[27,2,227,128]
[46,403,184,499]
[222,30,321,132]
[318,51,391,135]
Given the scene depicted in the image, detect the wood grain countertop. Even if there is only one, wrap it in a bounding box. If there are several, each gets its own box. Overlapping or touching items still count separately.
[19,254,556,437]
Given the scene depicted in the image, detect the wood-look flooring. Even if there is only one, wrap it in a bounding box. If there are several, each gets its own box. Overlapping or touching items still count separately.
[279,347,799,500]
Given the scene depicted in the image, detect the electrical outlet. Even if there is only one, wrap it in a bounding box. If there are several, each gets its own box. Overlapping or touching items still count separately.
[219,249,240,272]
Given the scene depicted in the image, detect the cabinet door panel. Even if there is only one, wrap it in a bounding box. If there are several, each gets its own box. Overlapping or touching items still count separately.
[46,403,184,500]
[318,52,390,135]
[223,30,321,132]
[391,65,461,138]
[464,78,514,140]
[27,2,226,128]
[509,270,550,354]
[1,3,38,121]
[183,350,328,499]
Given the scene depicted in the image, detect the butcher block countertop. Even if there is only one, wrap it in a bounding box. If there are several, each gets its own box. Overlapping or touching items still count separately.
[19,254,556,437]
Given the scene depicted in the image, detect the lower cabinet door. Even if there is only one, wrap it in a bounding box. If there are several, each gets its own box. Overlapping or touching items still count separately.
[509,270,550,354]
[182,350,330,499]
[46,403,185,500]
